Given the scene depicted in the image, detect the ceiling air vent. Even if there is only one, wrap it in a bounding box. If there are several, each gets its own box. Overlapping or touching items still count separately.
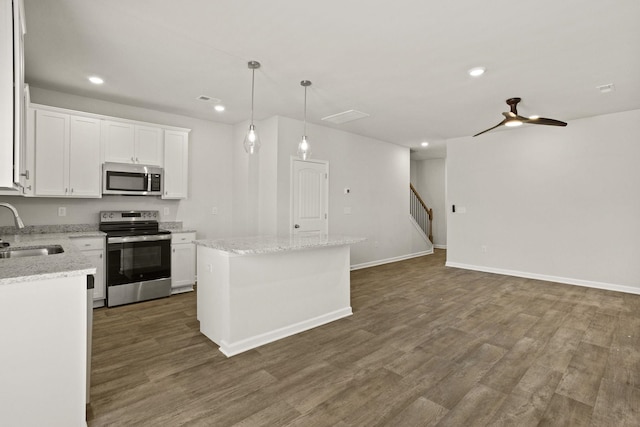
[596,83,615,93]
[197,95,221,103]
[321,109,370,124]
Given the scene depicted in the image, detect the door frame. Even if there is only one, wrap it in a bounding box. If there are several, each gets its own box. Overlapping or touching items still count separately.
[290,157,329,234]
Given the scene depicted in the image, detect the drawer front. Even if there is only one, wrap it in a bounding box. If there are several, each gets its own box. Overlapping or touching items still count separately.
[171,232,196,244]
[71,237,104,251]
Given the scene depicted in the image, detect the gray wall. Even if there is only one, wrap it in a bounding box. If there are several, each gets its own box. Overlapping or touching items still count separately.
[446,109,640,291]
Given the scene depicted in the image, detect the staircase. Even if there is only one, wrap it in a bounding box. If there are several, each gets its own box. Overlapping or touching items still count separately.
[410,184,433,243]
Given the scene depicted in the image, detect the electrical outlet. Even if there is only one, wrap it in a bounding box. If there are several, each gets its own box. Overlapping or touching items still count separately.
[58,207,66,217]
[344,207,352,214]
[163,207,170,216]
[481,245,488,253]
[211,207,218,215]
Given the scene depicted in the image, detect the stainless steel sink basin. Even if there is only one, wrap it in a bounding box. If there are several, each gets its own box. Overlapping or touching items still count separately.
[0,245,64,259]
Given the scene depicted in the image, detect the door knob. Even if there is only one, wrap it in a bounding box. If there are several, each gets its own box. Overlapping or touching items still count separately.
[294,224,300,229]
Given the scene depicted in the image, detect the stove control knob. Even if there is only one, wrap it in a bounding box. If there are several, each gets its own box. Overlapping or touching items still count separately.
[109,213,114,219]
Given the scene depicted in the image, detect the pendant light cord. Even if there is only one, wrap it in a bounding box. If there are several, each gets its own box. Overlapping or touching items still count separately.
[303,85,307,135]
[250,68,255,125]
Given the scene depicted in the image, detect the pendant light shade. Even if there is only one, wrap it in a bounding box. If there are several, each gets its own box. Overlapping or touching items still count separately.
[243,61,261,154]
[297,80,312,160]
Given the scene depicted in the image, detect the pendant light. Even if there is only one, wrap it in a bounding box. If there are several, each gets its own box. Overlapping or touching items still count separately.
[243,60,261,154]
[297,80,312,160]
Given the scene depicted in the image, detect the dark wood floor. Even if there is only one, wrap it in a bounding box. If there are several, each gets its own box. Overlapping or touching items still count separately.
[88,250,640,426]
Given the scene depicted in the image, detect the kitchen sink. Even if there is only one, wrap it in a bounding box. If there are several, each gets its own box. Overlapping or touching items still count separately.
[0,245,64,259]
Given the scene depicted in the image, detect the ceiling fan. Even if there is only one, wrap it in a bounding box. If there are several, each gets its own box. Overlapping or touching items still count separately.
[473,97,567,137]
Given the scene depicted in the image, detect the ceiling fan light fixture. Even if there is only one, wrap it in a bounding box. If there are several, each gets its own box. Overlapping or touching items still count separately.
[468,67,486,77]
[421,141,429,147]
[528,115,540,120]
[505,120,523,127]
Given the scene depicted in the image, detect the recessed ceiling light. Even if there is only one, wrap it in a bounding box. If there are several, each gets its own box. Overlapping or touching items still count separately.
[421,141,429,147]
[88,76,104,85]
[468,67,486,77]
[214,105,225,112]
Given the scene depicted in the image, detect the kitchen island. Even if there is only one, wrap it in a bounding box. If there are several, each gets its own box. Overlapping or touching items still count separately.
[195,234,365,357]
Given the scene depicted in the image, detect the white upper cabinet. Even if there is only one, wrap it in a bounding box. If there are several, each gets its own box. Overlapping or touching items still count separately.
[135,125,163,165]
[34,110,101,197]
[162,130,189,199]
[102,120,134,164]
[103,120,163,166]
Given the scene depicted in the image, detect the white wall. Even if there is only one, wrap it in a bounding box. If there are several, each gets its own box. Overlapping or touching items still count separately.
[446,109,640,291]
[0,88,234,239]
[411,158,447,248]
[274,116,429,266]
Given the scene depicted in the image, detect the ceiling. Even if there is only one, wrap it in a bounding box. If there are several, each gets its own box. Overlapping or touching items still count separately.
[23,0,640,160]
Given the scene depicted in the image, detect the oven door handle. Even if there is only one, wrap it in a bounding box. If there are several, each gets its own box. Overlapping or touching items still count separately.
[107,234,172,244]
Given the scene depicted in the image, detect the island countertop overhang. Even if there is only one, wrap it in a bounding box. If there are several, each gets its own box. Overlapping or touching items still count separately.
[195,234,365,255]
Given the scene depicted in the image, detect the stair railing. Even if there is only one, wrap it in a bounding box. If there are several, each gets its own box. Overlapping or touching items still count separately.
[410,183,433,243]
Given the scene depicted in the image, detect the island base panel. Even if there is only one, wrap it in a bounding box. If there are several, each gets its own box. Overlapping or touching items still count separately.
[197,244,352,356]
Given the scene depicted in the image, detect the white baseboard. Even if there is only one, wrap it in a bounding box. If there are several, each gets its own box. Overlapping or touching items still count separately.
[445,261,640,296]
[218,307,353,357]
[351,249,434,271]
[434,244,447,250]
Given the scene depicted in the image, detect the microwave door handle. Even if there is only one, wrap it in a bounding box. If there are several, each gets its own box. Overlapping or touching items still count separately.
[147,173,151,192]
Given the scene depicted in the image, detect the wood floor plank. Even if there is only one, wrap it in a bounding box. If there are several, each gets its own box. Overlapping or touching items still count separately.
[383,396,448,427]
[538,393,593,426]
[86,250,640,426]
[555,342,609,406]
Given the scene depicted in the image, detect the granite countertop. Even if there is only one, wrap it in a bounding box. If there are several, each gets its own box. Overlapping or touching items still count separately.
[0,231,102,285]
[195,234,366,255]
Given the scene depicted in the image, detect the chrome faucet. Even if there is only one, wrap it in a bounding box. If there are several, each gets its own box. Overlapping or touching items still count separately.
[0,203,25,229]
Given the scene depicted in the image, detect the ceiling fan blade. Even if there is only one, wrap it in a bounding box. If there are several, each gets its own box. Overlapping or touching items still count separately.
[525,117,567,127]
[473,119,506,137]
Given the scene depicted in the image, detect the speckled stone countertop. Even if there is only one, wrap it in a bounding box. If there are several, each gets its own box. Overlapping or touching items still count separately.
[195,235,366,255]
[0,231,103,285]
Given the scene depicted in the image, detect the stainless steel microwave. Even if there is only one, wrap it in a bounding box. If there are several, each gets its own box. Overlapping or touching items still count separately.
[102,162,163,196]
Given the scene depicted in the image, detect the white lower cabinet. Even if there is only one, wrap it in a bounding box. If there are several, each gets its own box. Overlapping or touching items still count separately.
[72,236,106,307]
[171,231,196,293]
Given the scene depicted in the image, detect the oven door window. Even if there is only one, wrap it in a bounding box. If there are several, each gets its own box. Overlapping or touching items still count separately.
[107,239,170,285]
[106,171,148,192]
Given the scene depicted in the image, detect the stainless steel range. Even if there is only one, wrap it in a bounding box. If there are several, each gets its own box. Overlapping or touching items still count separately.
[100,210,171,307]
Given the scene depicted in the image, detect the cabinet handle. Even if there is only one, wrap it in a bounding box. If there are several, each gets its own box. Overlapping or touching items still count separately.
[131,157,135,163]
[173,248,175,253]
[84,243,91,247]
[71,188,74,193]
[65,188,68,194]
[135,157,139,163]
[99,254,103,259]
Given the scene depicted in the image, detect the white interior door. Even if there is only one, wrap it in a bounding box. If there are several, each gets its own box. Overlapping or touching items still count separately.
[292,159,328,236]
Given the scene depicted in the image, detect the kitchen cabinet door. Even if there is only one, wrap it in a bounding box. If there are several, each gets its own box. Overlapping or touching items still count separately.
[171,232,196,293]
[34,110,68,196]
[134,125,163,166]
[162,130,189,199]
[102,120,135,164]
[72,236,106,307]
[68,116,101,197]
[83,249,105,303]
[35,111,101,197]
